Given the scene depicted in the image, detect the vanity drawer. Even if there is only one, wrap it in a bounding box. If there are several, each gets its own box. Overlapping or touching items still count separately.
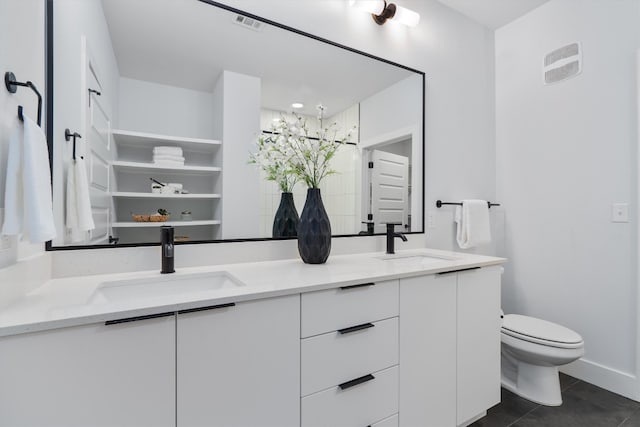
[372,413,399,427]
[301,279,399,338]
[301,317,398,396]
[301,365,398,427]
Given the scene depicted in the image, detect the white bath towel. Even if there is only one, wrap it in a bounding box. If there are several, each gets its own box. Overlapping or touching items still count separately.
[1,116,56,243]
[455,199,491,249]
[66,157,95,242]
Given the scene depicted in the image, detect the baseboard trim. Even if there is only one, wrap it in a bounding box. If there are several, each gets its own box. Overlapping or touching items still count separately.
[561,358,638,401]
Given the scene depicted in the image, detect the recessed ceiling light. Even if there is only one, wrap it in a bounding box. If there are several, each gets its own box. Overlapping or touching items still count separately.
[291,103,304,109]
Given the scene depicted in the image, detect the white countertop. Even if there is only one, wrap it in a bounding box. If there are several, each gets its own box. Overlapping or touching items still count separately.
[0,248,505,337]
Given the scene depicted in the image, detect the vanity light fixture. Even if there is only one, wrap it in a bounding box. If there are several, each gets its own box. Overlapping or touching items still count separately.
[291,102,304,109]
[349,0,420,27]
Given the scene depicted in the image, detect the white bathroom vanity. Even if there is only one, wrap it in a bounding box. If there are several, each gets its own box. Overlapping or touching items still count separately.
[0,249,505,427]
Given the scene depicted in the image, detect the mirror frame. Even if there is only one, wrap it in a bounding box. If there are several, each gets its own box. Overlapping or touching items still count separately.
[44,0,426,251]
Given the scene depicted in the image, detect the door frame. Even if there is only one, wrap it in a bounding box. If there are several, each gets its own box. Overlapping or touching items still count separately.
[360,125,421,233]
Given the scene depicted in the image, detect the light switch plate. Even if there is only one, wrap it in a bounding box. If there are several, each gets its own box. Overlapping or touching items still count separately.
[612,203,629,223]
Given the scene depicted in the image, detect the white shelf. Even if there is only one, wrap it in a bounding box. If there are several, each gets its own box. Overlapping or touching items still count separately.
[112,129,221,153]
[112,220,221,228]
[112,160,221,175]
[111,192,221,199]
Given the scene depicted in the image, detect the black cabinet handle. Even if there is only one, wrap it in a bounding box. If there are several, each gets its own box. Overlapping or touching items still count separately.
[437,266,481,276]
[177,302,235,315]
[339,373,375,390]
[338,322,375,335]
[105,311,174,325]
[340,282,375,290]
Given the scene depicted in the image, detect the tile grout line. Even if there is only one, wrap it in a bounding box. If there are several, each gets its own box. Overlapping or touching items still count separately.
[505,403,541,427]
[618,406,640,427]
[503,378,581,427]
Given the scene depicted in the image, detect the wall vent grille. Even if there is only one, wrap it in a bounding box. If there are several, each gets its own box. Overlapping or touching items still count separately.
[543,42,582,85]
[233,14,263,32]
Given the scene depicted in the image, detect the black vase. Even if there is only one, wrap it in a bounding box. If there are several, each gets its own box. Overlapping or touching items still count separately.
[297,188,331,264]
[272,192,299,238]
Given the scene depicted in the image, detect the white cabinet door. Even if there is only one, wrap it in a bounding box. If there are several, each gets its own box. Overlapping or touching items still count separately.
[0,314,175,427]
[177,295,300,427]
[399,273,457,427]
[457,266,502,425]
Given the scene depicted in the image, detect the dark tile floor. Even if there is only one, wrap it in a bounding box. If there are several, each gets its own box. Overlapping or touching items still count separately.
[471,374,640,427]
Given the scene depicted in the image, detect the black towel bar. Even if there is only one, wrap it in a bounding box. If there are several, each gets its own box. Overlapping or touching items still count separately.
[436,200,500,208]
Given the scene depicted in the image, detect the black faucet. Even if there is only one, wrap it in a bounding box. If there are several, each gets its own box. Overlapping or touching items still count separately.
[386,223,407,255]
[160,226,175,274]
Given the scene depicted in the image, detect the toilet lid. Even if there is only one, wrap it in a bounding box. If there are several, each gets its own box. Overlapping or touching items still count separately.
[502,314,583,345]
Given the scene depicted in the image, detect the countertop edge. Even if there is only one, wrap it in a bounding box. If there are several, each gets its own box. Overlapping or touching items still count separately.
[0,252,506,338]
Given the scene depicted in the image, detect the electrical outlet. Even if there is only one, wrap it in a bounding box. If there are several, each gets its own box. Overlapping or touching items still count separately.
[612,203,629,223]
[427,211,436,229]
[0,235,11,252]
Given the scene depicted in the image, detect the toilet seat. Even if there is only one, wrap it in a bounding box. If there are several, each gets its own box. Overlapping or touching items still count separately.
[502,314,583,349]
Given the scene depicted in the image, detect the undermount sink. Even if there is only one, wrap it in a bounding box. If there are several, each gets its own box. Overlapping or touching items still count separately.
[89,271,245,304]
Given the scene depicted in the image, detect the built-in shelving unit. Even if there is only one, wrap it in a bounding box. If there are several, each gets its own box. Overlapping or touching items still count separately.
[111,220,221,228]
[110,129,223,243]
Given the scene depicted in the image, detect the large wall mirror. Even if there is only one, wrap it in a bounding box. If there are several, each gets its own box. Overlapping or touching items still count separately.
[47,0,425,248]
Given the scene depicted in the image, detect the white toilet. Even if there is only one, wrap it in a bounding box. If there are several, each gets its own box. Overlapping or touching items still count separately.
[500,314,584,406]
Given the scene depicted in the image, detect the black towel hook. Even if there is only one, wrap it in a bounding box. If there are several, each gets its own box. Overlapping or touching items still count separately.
[65,129,83,160]
[4,71,43,126]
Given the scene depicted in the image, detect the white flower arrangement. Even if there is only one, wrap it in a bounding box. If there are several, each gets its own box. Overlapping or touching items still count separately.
[250,126,299,193]
[251,105,356,190]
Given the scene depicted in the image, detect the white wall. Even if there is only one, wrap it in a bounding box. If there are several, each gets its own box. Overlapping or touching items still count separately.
[52,0,121,246]
[216,70,261,239]
[0,0,46,268]
[118,77,215,139]
[496,0,640,398]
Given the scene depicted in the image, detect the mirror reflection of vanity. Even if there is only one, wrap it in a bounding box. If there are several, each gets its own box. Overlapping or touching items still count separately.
[49,0,424,247]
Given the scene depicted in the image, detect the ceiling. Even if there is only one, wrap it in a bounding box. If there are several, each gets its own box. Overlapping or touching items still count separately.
[100,0,413,117]
[435,0,551,29]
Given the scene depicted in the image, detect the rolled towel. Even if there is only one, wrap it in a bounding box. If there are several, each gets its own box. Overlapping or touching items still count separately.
[2,115,56,242]
[455,199,491,249]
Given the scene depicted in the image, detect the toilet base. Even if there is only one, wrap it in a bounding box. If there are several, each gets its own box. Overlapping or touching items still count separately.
[501,352,563,406]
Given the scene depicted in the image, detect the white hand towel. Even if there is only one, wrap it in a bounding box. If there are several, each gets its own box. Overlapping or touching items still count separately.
[66,157,95,242]
[1,116,56,243]
[455,199,491,249]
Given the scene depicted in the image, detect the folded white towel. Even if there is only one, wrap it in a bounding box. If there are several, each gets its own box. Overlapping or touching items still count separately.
[455,199,491,249]
[153,155,185,161]
[66,157,95,242]
[153,146,183,155]
[2,116,56,243]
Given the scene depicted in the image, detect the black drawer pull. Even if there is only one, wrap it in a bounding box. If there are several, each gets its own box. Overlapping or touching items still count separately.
[338,323,375,335]
[105,311,174,325]
[437,266,481,276]
[339,373,375,390]
[178,302,236,315]
[340,282,374,290]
